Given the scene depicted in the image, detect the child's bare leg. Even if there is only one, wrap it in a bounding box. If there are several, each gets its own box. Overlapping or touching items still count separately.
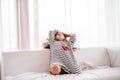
[50,64,61,75]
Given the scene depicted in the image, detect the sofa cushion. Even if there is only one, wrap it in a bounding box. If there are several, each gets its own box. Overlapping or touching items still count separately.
[74,47,110,66]
[6,68,120,80]
[107,47,120,67]
[83,67,120,80]
[2,49,50,76]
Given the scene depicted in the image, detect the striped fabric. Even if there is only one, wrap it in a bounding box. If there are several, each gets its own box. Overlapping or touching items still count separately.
[49,30,80,74]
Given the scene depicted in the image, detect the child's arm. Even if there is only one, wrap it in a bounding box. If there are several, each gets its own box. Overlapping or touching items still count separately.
[64,33,76,38]
[49,30,58,45]
[64,33,76,46]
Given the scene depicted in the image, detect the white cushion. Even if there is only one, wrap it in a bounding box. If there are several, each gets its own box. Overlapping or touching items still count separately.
[83,68,120,80]
[74,48,110,66]
[107,47,120,67]
[2,49,50,76]
[5,68,120,80]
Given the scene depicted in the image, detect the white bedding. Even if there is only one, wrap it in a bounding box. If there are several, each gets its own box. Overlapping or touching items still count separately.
[6,72,99,80]
[6,68,120,80]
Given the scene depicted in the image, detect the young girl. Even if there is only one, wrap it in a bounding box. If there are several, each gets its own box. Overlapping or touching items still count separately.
[49,30,80,75]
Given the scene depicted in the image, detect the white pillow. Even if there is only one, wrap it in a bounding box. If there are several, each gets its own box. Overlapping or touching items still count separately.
[74,47,110,66]
[107,47,120,67]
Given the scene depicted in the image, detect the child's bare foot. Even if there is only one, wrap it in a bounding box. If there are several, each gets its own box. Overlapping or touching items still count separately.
[50,64,61,75]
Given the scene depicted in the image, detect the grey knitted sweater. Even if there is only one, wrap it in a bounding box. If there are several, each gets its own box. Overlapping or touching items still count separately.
[49,30,80,74]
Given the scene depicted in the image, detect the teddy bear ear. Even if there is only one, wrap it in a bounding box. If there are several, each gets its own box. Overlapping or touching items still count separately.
[42,39,50,49]
[73,46,80,51]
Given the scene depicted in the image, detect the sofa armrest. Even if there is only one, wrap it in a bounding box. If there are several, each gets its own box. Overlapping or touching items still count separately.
[1,49,50,79]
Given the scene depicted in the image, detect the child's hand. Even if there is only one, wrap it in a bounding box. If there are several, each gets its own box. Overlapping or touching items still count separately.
[69,34,76,38]
[64,33,76,38]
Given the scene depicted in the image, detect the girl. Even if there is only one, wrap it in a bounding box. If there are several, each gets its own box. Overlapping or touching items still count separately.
[48,30,80,75]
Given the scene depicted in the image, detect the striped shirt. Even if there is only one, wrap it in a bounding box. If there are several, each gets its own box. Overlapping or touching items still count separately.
[49,31,80,74]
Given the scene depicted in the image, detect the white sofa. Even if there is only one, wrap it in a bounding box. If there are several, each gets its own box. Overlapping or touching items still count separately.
[1,47,120,80]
